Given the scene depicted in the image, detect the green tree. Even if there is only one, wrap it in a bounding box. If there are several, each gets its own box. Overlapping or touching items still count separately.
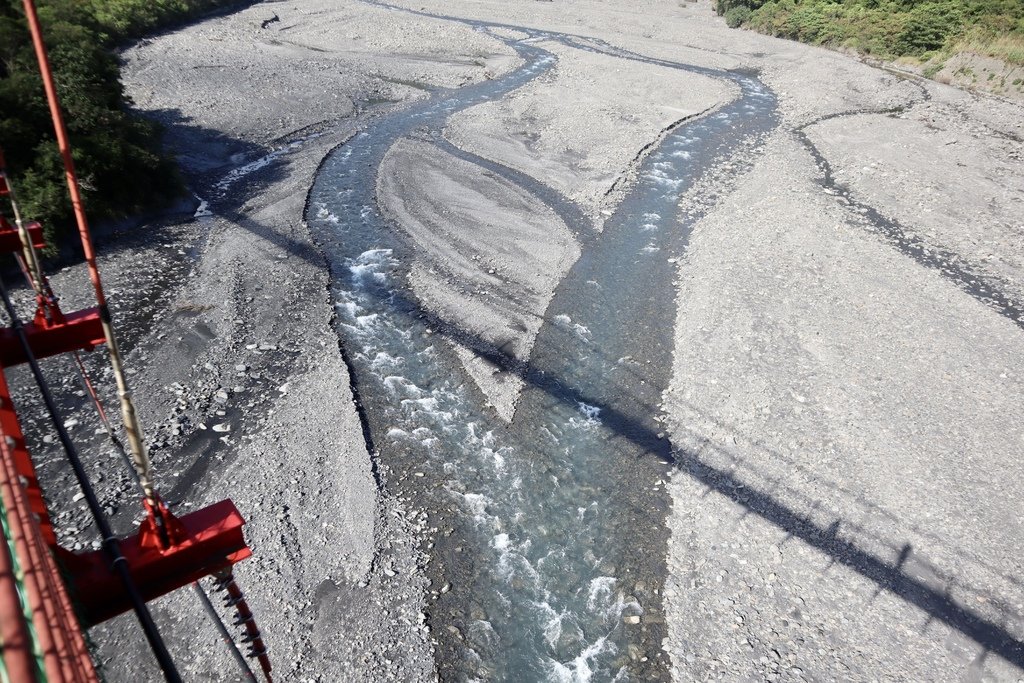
[1,0,237,251]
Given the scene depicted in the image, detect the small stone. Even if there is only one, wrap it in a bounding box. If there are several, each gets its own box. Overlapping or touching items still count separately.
[623,615,641,625]
[212,423,231,433]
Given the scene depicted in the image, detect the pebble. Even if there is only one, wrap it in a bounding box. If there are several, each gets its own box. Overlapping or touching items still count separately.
[212,423,231,433]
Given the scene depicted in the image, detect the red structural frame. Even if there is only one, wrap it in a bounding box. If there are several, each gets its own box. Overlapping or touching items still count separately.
[0,313,255,680]
[0,1,257,679]
[63,501,251,626]
[0,369,99,682]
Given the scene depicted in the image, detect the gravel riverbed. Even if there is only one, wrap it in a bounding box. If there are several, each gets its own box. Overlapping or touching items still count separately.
[18,0,1023,680]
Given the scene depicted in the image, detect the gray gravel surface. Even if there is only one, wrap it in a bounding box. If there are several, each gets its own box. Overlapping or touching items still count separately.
[14,0,1022,680]
[445,40,733,226]
[377,137,579,420]
[664,133,1024,680]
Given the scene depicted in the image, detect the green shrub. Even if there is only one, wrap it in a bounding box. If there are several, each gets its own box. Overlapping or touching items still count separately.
[896,2,963,52]
[716,0,770,16]
[1,0,238,252]
[725,6,752,27]
[734,0,1023,69]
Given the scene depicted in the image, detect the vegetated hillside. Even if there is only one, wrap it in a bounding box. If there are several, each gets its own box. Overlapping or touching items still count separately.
[0,0,238,251]
[716,0,1024,96]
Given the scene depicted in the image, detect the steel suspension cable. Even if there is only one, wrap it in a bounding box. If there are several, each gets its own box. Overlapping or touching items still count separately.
[8,254,261,683]
[9,231,261,683]
[5,178,145,503]
[20,0,158,508]
[0,157,48,301]
[193,581,259,682]
[11,6,271,680]
[0,274,182,683]
[11,233,261,683]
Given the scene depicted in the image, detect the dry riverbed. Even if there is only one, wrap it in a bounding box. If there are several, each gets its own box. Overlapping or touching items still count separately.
[19,0,1024,680]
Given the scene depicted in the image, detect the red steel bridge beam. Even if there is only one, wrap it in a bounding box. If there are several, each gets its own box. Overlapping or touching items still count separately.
[0,369,99,682]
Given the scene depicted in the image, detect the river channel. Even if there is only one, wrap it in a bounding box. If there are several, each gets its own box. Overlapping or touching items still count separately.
[307,10,778,681]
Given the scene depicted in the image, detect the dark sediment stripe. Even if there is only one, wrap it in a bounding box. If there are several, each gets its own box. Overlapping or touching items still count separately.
[794,125,1024,330]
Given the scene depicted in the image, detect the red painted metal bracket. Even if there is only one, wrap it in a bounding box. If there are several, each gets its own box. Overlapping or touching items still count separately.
[0,307,105,368]
[62,499,252,626]
[0,216,46,252]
